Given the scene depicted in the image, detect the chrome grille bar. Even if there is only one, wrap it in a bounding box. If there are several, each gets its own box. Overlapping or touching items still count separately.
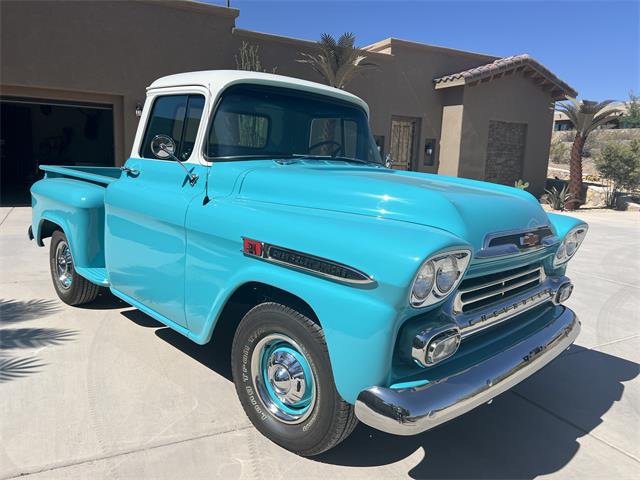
[457,265,541,295]
[454,265,543,314]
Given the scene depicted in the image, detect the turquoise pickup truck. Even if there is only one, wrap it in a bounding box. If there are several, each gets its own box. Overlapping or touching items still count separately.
[30,71,587,456]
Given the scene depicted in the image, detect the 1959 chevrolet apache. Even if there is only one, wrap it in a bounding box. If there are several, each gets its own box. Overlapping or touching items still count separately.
[29,71,587,456]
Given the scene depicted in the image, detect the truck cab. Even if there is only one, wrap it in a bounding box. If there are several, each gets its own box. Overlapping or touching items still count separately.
[30,70,586,456]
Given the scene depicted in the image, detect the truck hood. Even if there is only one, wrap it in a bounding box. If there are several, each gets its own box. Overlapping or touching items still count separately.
[238,162,550,252]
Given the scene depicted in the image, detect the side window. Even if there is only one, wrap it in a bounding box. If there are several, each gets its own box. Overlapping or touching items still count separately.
[141,94,205,161]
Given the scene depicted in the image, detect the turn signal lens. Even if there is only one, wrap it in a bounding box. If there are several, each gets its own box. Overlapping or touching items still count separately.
[427,331,461,365]
[555,283,574,304]
[412,326,461,367]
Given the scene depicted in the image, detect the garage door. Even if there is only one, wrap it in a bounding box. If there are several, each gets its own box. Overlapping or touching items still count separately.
[0,97,115,205]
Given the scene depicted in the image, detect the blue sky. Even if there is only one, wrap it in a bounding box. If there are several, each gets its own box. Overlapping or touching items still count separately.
[207,0,639,101]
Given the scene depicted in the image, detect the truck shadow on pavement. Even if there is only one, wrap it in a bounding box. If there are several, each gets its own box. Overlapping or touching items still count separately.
[120,305,638,479]
[0,298,76,383]
[316,345,639,479]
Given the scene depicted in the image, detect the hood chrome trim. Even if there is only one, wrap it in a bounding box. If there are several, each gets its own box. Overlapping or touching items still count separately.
[476,225,558,259]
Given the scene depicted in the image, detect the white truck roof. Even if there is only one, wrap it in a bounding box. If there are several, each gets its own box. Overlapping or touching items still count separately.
[147,70,369,115]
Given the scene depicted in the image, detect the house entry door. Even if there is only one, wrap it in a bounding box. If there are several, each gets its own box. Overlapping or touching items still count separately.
[390,116,421,171]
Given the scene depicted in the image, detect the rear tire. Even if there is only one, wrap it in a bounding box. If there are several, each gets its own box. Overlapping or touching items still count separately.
[231,302,357,456]
[49,230,99,306]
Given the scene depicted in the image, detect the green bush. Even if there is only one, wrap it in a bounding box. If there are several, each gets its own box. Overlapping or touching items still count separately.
[595,141,640,207]
[549,139,569,163]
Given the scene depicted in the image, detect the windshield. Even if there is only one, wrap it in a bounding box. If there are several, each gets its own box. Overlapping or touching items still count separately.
[205,84,382,165]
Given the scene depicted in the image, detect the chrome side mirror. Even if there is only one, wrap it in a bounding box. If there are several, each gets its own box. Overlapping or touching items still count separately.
[151,135,177,160]
[149,134,199,186]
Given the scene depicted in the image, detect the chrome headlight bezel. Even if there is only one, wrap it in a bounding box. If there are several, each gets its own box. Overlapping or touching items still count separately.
[410,249,472,308]
[553,224,588,267]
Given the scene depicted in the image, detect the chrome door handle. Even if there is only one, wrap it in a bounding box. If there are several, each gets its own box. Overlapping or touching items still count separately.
[120,166,139,177]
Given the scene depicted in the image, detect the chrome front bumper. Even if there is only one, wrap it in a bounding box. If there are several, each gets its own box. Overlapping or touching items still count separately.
[354,306,580,435]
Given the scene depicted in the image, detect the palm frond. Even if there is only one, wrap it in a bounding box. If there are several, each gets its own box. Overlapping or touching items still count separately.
[337,32,356,49]
[556,98,624,135]
[297,32,377,88]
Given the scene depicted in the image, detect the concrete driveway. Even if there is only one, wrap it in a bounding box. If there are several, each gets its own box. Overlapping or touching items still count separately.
[1,206,638,479]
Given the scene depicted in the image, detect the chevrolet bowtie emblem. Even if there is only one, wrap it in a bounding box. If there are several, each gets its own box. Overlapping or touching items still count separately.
[520,232,540,248]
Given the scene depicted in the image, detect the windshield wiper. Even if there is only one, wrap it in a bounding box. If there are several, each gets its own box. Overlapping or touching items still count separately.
[205,153,382,167]
[208,154,297,161]
[291,154,382,167]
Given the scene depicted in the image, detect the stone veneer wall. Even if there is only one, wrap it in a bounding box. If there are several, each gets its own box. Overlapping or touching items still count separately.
[484,120,528,186]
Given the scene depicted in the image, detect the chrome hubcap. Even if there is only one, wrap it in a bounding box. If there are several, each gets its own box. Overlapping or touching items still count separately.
[267,350,308,404]
[55,241,73,290]
[251,334,316,424]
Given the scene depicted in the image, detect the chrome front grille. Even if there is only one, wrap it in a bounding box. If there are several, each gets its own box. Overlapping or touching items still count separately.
[454,264,543,314]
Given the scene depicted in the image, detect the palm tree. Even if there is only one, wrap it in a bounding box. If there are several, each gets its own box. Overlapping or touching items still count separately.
[297,32,377,89]
[556,98,623,209]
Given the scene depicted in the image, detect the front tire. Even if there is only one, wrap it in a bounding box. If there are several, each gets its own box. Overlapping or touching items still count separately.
[231,302,357,456]
[49,230,99,306]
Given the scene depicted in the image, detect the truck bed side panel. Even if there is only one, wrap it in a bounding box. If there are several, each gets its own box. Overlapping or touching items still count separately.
[31,177,107,269]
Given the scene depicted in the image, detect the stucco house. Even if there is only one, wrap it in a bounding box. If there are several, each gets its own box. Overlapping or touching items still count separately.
[0,0,576,204]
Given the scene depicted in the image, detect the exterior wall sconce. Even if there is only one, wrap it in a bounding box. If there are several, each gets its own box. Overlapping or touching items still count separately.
[424,139,436,166]
[135,103,143,117]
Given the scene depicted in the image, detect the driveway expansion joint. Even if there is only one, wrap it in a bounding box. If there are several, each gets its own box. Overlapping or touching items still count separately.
[2,424,254,480]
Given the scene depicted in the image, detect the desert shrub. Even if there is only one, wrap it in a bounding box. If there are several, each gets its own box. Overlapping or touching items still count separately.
[545,185,575,211]
[514,179,529,190]
[595,141,640,207]
[620,91,640,128]
[549,139,569,163]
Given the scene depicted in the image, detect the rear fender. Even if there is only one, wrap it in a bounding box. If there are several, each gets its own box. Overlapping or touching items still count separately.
[30,177,107,269]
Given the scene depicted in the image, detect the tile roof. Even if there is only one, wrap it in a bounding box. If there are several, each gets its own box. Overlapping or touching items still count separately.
[433,54,577,100]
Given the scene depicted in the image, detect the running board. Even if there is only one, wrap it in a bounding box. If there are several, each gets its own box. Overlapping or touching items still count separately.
[75,267,110,286]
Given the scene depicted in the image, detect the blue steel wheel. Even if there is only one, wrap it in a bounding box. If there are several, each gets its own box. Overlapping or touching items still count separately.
[251,333,317,424]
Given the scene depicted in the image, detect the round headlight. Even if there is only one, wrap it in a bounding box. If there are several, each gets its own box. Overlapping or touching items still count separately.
[554,243,566,263]
[412,261,435,303]
[565,231,579,256]
[436,255,458,293]
[410,249,471,308]
[554,225,588,267]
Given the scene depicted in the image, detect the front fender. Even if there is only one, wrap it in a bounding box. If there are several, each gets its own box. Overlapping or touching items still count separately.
[184,198,471,404]
[31,177,106,268]
[546,211,587,238]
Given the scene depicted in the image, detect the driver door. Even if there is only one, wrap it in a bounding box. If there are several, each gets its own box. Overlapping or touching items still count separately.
[105,90,207,328]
